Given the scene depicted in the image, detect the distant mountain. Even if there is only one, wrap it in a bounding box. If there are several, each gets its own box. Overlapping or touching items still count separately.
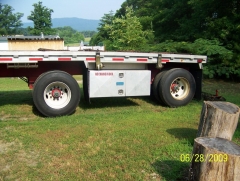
[22,17,100,31]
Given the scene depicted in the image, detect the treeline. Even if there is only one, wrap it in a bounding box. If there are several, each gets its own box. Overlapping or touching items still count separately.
[81,31,97,38]
[16,27,96,44]
[15,27,96,45]
[91,0,240,79]
[1,1,240,79]
[0,2,96,45]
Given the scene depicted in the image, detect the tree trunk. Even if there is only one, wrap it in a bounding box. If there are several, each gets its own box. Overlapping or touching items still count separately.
[188,137,240,181]
[197,101,239,140]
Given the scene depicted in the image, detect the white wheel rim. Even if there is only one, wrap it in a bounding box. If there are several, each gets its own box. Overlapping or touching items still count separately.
[43,82,71,109]
[170,77,190,100]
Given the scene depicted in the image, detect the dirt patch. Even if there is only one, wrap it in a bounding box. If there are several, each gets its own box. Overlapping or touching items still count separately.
[0,141,15,154]
[17,150,38,167]
[0,140,39,180]
[0,116,30,121]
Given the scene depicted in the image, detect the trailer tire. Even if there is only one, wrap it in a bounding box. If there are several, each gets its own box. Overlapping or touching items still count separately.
[152,70,168,103]
[33,71,80,117]
[158,68,196,107]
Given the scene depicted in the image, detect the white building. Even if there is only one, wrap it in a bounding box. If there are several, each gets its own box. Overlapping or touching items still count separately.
[0,37,8,50]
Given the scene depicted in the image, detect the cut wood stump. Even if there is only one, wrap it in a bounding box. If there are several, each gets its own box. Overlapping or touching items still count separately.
[188,137,240,181]
[197,101,240,140]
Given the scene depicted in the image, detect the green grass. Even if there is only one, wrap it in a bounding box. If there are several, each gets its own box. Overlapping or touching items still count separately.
[65,43,80,47]
[65,38,91,47]
[85,37,91,42]
[0,77,239,180]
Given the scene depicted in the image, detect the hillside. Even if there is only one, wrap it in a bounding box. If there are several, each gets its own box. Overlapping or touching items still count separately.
[22,17,100,31]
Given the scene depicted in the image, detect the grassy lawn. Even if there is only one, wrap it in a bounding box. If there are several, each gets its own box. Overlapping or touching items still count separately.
[85,37,91,43]
[65,43,80,47]
[66,38,91,47]
[0,77,239,180]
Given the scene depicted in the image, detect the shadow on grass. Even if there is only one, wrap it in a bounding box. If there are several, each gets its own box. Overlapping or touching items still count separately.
[78,93,167,110]
[0,90,140,116]
[233,121,240,144]
[79,87,158,109]
[0,90,33,106]
[0,89,166,116]
[79,97,140,110]
[167,128,198,145]
[136,94,164,106]
[0,90,46,117]
[78,86,166,110]
[152,160,190,181]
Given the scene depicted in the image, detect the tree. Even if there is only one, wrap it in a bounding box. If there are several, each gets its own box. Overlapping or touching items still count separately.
[80,31,97,38]
[17,28,30,36]
[0,3,23,35]
[89,33,100,46]
[104,6,154,51]
[155,0,240,78]
[27,1,55,35]
[152,0,193,42]
[108,0,240,78]
[115,0,155,31]
[55,26,84,45]
[90,11,115,46]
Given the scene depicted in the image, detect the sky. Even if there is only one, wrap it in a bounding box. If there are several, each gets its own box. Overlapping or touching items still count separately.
[0,0,125,22]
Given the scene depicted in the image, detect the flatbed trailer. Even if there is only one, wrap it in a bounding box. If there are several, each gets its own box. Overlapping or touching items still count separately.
[0,50,207,117]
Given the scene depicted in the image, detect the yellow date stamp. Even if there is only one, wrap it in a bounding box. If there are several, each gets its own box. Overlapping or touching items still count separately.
[180,154,228,163]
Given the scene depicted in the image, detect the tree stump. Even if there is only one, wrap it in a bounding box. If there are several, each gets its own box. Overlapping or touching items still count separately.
[197,101,240,140]
[188,137,240,181]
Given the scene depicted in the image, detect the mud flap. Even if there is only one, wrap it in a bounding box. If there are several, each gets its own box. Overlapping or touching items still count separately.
[190,69,203,100]
[83,67,90,103]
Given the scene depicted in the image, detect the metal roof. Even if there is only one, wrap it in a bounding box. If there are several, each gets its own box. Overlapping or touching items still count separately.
[0,35,63,41]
